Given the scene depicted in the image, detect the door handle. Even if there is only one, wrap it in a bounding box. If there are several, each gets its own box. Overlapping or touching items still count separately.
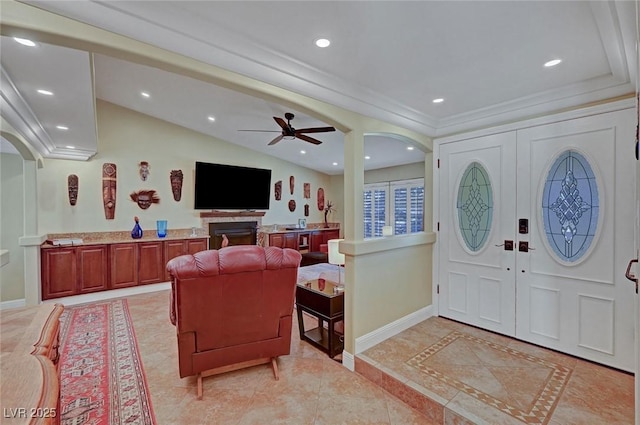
[519,241,535,252]
[495,240,513,251]
[625,258,638,293]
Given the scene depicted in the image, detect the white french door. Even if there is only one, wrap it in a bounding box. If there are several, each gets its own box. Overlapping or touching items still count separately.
[438,108,636,371]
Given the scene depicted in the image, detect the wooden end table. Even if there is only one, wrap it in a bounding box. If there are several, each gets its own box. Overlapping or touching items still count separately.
[295,278,344,359]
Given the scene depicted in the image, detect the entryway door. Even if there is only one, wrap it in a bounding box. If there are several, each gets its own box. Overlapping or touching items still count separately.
[438,108,636,372]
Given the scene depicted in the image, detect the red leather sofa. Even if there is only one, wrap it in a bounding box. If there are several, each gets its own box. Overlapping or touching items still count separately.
[167,245,301,399]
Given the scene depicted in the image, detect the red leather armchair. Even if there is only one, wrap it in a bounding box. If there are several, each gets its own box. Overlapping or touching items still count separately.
[167,245,301,399]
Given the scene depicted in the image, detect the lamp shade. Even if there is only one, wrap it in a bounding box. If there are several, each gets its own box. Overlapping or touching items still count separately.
[327,239,345,266]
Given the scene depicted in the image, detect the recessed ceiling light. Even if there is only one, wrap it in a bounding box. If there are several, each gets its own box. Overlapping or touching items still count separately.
[141,91,150,98]
[332,162,338,166]
[315,38,331,48]
[544,59,562,67]
[56,125,69,130]
[407,146,415,151]
[300,150,306,155]
[65,145,75,149]
[37,89,53,96]
[432,98,444,104]
[365,155,371,160]
[207,116,216,122]
[14,37,36,47]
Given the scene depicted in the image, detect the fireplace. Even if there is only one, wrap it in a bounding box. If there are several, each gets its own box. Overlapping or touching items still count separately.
[209,221,257,249]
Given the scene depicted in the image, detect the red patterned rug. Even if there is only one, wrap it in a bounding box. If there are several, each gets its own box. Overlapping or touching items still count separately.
[58,299,156,424]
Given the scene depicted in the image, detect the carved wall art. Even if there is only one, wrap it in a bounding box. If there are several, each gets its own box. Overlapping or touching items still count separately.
[67,174,78,206]
[130,190,160,209]
[289,176,295,195]
[288,199,296,212]
[304,204,309,217]
[303,183,310,199]
[139,161,150,181]
[274,180,282,201]
[102,163,117,220]
[170,170,183,201]
[317,188,325,211]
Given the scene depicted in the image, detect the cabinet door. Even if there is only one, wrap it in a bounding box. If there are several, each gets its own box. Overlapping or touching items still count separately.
[138,241,165,285]
[110,243,138,289]
[269,233,285,248]
[186,238,207,254]
[323,229,340,244]
[309,231,322,252]
[41,248,77,299]
[164,240,186,281]
[77,245,108,294]
[283,233,298,250]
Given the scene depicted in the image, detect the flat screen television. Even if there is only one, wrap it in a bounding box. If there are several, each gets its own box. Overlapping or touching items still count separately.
[194,161,272,210]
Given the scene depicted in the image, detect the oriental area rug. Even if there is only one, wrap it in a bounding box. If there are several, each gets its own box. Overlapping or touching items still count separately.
[58,299,156,425]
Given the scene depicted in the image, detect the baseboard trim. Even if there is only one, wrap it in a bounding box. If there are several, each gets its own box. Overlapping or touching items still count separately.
[0,298,27,310]
[41,282,171,307]
[355,305,434,354]
[342,350,355,371]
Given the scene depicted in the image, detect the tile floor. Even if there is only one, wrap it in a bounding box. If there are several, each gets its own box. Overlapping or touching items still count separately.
[127,290,436,425]
[4,289,633,424]
[357,316,635,425]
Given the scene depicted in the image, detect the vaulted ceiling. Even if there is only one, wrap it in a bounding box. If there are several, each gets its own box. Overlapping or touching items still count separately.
[1,1,637,174]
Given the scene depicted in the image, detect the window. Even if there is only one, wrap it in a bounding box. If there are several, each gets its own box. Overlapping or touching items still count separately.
[364,178,424,238]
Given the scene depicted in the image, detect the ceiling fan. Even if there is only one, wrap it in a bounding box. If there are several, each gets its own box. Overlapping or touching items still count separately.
[239,112,335,145]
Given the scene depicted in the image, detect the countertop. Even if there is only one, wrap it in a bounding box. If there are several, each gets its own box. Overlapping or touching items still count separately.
[41,229,208,248]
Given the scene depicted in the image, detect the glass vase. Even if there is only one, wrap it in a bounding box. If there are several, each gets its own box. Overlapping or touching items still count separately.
[131,222,143,239]
[156,220,168,238]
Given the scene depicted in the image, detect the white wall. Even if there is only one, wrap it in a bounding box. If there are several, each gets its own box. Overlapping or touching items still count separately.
[1,153,25,302]
[36,100,337,235]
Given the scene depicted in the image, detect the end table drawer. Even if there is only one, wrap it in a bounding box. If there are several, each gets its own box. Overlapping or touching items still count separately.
[296,285,343,318]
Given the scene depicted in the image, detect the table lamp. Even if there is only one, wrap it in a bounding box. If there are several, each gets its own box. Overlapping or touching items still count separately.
[327,238,345,286]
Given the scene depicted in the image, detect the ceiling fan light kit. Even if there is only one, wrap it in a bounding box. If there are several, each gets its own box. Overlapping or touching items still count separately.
[240,112,335,146]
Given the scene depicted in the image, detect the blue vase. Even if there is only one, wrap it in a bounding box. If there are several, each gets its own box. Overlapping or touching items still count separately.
[131,222,143,239]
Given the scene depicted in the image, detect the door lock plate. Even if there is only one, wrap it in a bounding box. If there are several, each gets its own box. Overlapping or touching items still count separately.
[504,240,514,251]
[519,241,529,252]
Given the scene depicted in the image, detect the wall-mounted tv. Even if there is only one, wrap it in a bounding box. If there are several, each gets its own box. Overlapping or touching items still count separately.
[194,161,272,210]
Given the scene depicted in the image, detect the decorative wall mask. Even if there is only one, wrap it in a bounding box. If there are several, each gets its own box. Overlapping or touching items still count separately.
[304,204,309,217]
[102,163,117,220]
[170,170,183,201]
[139,161,150,181]
[289,176,295,195]
[274,180,282,201]
[288,199,296,212]
[317,188,325,211]
[304,183,310,199]
[67,174,78,206]
[130,190,160,209]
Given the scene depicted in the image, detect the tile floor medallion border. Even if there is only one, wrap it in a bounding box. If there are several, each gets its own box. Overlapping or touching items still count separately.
[407,331,573,425]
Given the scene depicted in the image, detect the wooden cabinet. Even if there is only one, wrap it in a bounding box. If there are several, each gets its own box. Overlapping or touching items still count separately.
[110,243,138,289]
[269,233,298,250]
[41,248,77,299]
[41,245,109,299]
[309,229,340,252]
[164,238,208,280]
[77,245,108,294]
[138,241,164,285]
[186,238,208,254]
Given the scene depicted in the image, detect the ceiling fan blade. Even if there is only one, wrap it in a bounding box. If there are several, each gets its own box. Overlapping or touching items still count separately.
[295,126,336,134]
[268,135,284,145]
[238,129,281,132]
[273,116,288,130]
[296,134,323,145]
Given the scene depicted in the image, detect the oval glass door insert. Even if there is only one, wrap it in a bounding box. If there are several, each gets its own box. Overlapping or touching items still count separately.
[542,150,599,263]
[457,162,493,252]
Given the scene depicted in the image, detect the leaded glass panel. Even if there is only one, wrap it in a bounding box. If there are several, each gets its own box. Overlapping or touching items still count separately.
[542,150,599,262]
[457,162,493,251]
